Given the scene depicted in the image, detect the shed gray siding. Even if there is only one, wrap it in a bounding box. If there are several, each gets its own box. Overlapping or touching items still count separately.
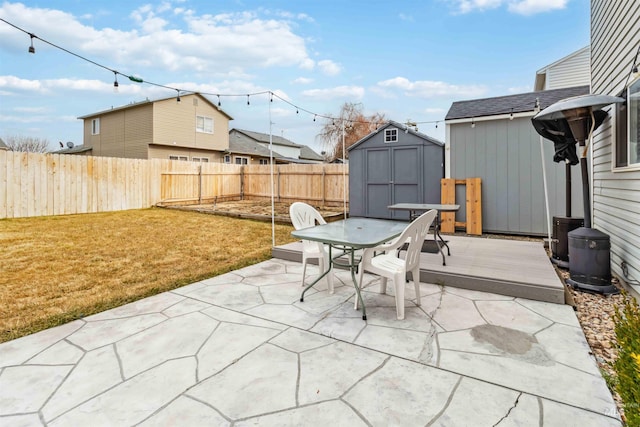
[591,0,640,294]
[349,125,444,219]
[448,116,584,235]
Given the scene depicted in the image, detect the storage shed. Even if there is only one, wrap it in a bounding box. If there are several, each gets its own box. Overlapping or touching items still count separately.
[348,120,444,219]
[445,85,590,235]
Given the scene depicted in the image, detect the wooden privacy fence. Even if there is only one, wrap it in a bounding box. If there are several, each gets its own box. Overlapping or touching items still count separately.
[440,177,482,235]
[159,163,348,207]
[0,151,349,219]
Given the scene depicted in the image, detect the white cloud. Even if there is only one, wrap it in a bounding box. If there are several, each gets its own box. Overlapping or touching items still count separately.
[447,0,568,14]
[376,77,487,98]
[302,85,365,100]
[399,13,414,22]
[292,77,314,84]
[0,2,321,75]
[317,60,341,76]
[508,0,568,15]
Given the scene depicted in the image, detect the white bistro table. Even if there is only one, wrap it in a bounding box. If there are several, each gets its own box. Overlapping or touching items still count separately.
[292,217,407,320]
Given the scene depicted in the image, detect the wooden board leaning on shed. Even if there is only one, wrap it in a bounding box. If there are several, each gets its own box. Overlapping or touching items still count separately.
[440,178,482,235]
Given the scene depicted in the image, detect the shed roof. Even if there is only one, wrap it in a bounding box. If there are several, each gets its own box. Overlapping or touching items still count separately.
[78,92,233,121]
[348,120,444,152]
[445,85,590,121]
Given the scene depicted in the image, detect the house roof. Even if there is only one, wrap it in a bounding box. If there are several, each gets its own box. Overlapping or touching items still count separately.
[230,128,301,148]
[0,137,7,150]
[348,120,444,152]
[54,144,93,154]
[445,85,590,121]
[299,145,324,161]
[78,92,233,121]
[227,131,285,159]
[227,129,324,163]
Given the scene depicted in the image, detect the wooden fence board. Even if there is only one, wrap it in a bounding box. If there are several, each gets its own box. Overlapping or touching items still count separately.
[441,177,482,235]
[0,152,350,218]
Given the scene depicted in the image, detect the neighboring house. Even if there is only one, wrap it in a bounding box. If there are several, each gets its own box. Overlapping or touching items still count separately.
[445,85,590,235]
[590,0,640,295]
[77,93,232,162]
[0,137,7,151]
[534,46,591,91]
[348,120,444,219]
[226,129,324,165]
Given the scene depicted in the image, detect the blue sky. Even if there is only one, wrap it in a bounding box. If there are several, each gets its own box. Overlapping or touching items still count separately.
[0,0,590,153]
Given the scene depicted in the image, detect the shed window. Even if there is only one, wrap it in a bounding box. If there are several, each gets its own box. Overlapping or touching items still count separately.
[384,128,398,143]
[91,118,100,135]
[196,116,214,133]
[616,78,640,168]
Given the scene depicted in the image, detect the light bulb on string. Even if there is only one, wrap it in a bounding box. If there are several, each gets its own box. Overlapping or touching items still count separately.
[28,33,35,53]
[113,72,119,92]
[247,95,250,106]
[313,114,316,122]
[296,108,299,114]
[217,95,221,107]
[471,118,475,128]
[176,90,180,102]
[435,122,438,129]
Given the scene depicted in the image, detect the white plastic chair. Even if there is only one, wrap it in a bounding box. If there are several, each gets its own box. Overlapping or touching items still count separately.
[289,202,337,294]
[356,210,437,320]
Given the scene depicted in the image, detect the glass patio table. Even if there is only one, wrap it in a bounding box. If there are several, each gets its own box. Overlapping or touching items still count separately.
[292,217,407,320]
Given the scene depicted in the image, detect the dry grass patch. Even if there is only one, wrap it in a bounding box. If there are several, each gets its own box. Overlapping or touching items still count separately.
[0,207,296,343]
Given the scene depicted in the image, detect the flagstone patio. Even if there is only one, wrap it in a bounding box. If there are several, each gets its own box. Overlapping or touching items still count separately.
[0,259,622,426]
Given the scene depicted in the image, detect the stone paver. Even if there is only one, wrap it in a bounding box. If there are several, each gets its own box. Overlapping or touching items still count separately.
[0,259,622,426]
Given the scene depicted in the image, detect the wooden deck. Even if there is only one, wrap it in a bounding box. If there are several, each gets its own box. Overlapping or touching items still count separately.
[272,234,565,304]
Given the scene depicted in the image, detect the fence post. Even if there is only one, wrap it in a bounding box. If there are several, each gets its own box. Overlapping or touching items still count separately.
[198,164,202,204]
[276,166,281,202]
[322,166,326,207]
[240,165,244,200]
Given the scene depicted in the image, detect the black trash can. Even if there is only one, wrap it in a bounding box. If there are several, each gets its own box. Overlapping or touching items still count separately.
[566,227,618,294]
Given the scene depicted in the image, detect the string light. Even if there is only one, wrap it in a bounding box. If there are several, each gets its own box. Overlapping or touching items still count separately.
[509,108,514,120]
[2,18,457,131]
[471,118,475,128]
[28,33,35,53]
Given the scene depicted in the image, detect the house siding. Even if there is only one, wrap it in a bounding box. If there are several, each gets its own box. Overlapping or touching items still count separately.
[544,47,591,90]
[153,94,228,151]
[591,0,640,293]
[148,145,224,162]
[448,116,584,235]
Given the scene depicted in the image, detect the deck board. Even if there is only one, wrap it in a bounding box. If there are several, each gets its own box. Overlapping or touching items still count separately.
[273,234,565,304]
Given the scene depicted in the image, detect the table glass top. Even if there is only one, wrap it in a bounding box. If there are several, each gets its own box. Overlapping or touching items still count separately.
[291,217,407,248]
[387,203,460,211]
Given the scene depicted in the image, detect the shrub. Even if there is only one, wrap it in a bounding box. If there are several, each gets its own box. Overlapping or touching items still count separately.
[613,293,640,426]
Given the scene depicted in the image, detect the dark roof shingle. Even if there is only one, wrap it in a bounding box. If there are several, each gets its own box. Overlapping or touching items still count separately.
[445,85,590,121]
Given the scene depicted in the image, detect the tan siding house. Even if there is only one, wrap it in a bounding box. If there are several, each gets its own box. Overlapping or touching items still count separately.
[590,0,640,295]
[78,93,232,161]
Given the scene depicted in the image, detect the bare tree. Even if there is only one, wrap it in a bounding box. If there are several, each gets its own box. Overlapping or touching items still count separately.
[316,103,386,161]
[4,135,50,153]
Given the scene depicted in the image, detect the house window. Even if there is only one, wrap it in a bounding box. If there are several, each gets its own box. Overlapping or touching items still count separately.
[223,155,231,164]
[259,159,269,165]
[235,156,249,165]
[384,128,398,143]
[196,116,214,134]
[91,118,100,135]
[169,155,188,161]
[616,78,640,168]
[192,157,209,162]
